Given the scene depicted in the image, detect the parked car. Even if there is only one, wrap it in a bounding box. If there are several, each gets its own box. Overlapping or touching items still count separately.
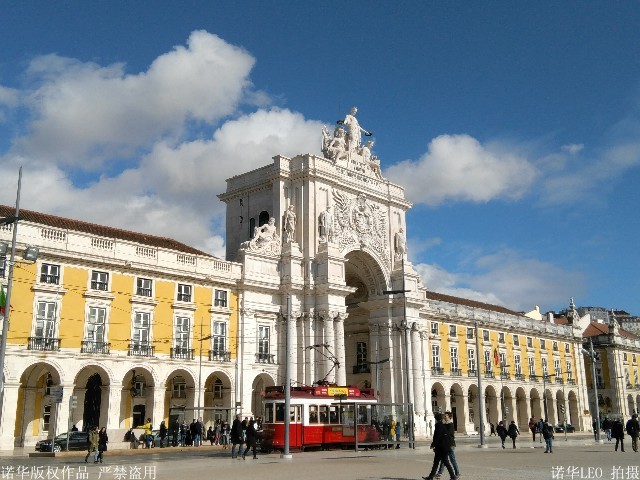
[35,431,89,452]
[554,423,575,433]
[151,429,176,447]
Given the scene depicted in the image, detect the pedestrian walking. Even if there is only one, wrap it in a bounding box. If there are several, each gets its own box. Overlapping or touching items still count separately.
[422,413,455,480]
[242,418,259,459]
[542,420,554,453]
[230,414,244,459]
[489,422,496,436]
[435,411,460,479]
[97,427,108,463]
[603,417,613,441]
[508,420,519,449]
[159,420,167,448]
[528,417,536,442]
[496,420,508,449]
[592,418,598,441]
[537,418,544,443]
[612,418,625,452]
[626,414,640,452]
[84,426,99,463]
[395,419,402,449]
[171,419,180,447]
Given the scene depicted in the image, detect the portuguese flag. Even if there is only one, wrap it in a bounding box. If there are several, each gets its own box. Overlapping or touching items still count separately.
[0,285,6,315]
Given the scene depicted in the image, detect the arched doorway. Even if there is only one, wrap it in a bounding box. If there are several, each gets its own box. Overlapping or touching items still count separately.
[82,373,102,429]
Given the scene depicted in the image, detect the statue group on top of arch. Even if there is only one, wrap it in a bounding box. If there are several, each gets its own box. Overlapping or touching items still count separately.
[321,106,383,178]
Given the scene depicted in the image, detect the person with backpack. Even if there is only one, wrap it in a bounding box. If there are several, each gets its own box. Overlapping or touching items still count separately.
[508,420,520,449]
[422,413,455,480]
[496,420,508,449]
[626,413,640,452]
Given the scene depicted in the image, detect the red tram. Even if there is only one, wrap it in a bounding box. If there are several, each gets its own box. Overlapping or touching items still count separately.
[261,385,381,451]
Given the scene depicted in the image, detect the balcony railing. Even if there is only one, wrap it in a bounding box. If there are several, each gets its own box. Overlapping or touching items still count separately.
[567,379,576,385]
[467,369,477,377]
[256,353,275,364]
[208,350,231,362]
[431,367,444,376]
[128,343,154,357]
[555,377,564,384]
[171,347,195,360]
[81,341,110,354]
[529,374,539,382]
[500,372,511,380]
[515,373,526,381]
[450,368,462,376]
[28,337,61,351]
[484,371,495,379]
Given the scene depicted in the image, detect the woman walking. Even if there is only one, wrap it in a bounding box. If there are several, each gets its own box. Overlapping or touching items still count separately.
[242,418,259,460]
[496,421,508,449]
[84,426,99,463]
[508,420,520,449]
[422,413,455,480]
[97,427,108,463]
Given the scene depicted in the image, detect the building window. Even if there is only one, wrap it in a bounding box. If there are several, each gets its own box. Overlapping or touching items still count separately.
[42,404,52,433]
[212,321,226,352]
[553,341,558,352]
[554,359,561,376]
[136,278,152,297]
[431,344,441,369]
[133,312,151,346]
[467,349,476,372]
[356,342,368,370]
[467,328,474,339]
[634,355,637,364]
[513,335,519,346]
[542,357,548,376]
[595,367,604,388]
[172,376,187,399]
[450,346,459,371]
[174,317,190,350]
[566,361,573,382]
[540,339,546,350]
[177,284,192,302]
[498,332,505,344]
[624,353,628,362]
[0,255,6,278]
[448,325,457,337]
[515,355,522,375]
[430,322,439,334]
[86,307,106,343]
[214,289,228,308]
[499,352,507,371]
[213,378,223,399]
[35,301,57,338]
[258,325,270,357]
[635,369,639,386]
[40,263,60,285]
[484,350,492,373]
[483,330,489,341]
[528,356,535,376]
[91,271,109,291]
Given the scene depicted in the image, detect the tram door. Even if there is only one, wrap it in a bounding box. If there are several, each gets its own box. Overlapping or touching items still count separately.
[291,405,302,447]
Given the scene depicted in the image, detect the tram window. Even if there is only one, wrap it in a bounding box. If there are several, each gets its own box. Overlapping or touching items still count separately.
[329,405,339,424]
[290,406,297,422]
[358,405,368,424]
[319,405,329,423]
[265,404,273,423]
[309,405,318,423]
[275,404,285,422]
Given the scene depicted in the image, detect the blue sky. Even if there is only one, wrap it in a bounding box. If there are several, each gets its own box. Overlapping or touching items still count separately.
[1,1,639,315]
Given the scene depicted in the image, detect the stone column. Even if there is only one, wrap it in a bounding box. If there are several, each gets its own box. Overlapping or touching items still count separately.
[0,381,20,449]
[53,383,75,439]
[288,311,299,385]
[105,386,123,430]
[303,313,314,386]
[334,313,347,385]
[151,386,166,425]
[411,327,425,417]
[320,311,336,383]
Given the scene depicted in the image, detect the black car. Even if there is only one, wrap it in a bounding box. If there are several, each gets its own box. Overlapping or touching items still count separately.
[554,423,575,433]
[35,431,88,452]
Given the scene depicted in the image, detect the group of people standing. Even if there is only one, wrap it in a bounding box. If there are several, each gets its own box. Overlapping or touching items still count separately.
[528,417,556,453]
[595,414,640,452]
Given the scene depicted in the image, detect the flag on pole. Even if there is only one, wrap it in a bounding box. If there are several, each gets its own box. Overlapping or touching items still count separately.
[493,347,500,366]
[0,285,6,315]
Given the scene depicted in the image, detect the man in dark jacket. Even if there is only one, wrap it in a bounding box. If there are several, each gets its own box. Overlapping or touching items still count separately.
[422,413,455,480]
[242,418,259,459]
[230,414,244,459]
[436,411,460,478]
[626,414,640,452]
[508,420,520,449]
[612,418,625,452]
[496,420,508,449]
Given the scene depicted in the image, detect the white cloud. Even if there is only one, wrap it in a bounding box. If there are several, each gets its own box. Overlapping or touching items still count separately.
[384,134,538,206]
[13,31,257,167]
[413,248,585,312]
[561,143,584,155]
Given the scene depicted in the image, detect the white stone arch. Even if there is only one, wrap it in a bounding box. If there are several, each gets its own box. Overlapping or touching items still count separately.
[485,385,499,426]
[449,382,465,432]
[251,372,276,419]
[72,363,113,431]
[501,385,514,423]
[529,387,542,421]
[555,389,567,425]
[515,387,528,429]
[568,390,579,427]
[431,382,446,415]
[344,249,390,296]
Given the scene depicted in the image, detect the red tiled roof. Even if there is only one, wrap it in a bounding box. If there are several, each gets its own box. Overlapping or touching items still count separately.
[0,205,215,258]
[583,321,639,339]
[554,316,570,325]
[425,290,521,316]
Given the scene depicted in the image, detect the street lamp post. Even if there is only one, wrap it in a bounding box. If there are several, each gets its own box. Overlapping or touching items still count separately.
[499,363,510,421]
[474,319,486,447]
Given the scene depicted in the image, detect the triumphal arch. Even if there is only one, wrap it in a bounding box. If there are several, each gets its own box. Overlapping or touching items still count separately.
[218,107,431,434]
